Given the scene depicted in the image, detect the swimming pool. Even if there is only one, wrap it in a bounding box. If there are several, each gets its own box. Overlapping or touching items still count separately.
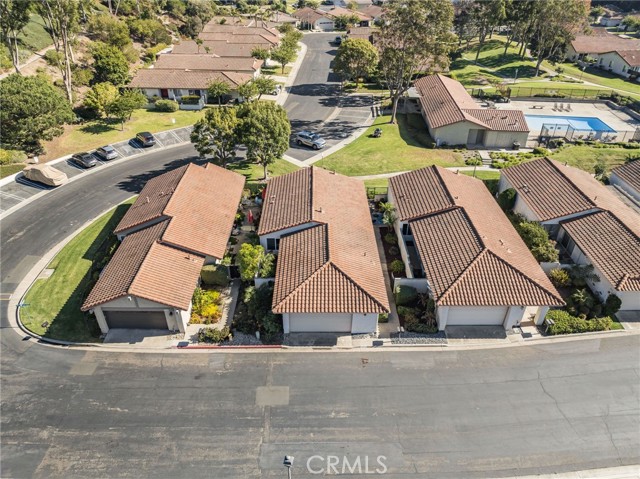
[524,115,616,133]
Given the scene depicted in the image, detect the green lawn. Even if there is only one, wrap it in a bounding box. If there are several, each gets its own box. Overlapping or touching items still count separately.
[316,114,464,176]
[363,178,389,188]
[0,163,26,179]
[228,158,299,191]
[18,14,53,56]
[556,63,640,98]
[262,65,293,77]
[550,145,636,171]
[22,198,136,342]
[42,107,205,161]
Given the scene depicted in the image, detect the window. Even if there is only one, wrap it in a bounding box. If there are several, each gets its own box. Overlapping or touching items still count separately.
[266,238,280,250]
[401,223,412,236]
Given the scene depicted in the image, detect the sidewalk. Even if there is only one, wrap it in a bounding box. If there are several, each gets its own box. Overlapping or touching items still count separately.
[374,226,400,339]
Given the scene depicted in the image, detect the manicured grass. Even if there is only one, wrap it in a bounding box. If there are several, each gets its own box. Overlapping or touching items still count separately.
[550,145,636,171]
[557,62,640,98]
[316,114,464,176]
[363,178,389,188]
[262,65,293,77]
[460,169,501,180]
[0,163,26,179]
[22,198,136,342]
[228,158,299,191]
[18,14,53,55]
[41,107,205,161]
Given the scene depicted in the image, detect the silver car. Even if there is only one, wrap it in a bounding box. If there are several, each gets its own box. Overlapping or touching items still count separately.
[95,145,118,161]
[295,131,326,150]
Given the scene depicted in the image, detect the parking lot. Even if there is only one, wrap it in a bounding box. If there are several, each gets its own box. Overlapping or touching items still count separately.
[0,126,193,215]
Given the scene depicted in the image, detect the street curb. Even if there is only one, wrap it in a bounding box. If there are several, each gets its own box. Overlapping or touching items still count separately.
[0,139,192,221]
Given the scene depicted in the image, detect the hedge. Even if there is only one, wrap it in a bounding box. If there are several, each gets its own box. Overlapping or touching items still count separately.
[154,99,179,112]
[201,265,229,286]
[546,310,613,335]
[197,326,231,343]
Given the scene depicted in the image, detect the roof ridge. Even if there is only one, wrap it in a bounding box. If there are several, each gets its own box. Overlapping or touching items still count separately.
[546,157,598,209]
[432,166,461,208]
[162,164,195,217]
[272,260,331,311]
[436,249,488,303]
[328,262,390,312]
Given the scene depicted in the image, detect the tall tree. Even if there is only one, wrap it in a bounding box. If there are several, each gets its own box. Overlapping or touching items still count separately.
[83,81,119,117]
[236,101,290,180]
[270,43,296,73]
[207,79,231,106]
[91,42,130,86]
[502,0,537,58]
[469,0,505,62]
[333,37,378,86]
[252,76,277,100]
[251,46,270,61]
[378,0,455,123]
[0,73,74,155]
[190,107,240,168]
[0,0,33,74]
[38,0,79,103]
[529,0,587,76]
[107,89,147,130]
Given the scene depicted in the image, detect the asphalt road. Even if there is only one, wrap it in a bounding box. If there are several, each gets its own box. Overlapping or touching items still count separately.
[1,35,639,479]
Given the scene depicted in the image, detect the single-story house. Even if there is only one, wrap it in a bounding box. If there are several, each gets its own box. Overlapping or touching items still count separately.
[566,28,640,80]
[610,160,640,202]
[325,6,374,27]
[499,157,640,311]
[388,166,563,330]
[198,31,279,46]
[292,7,336,31]
[153,55,262,76]
[359,4,383,22]
[258,167,389,334]
[201,22,280,38]
[413,74,529,148]
[82,164,245,333]
[346,26,379,44]
[171,40,258,57]
[128,69,252,103]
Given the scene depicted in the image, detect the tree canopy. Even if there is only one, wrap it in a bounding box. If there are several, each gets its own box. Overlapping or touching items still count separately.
[207,79,231,106]
[236,101,290,179]
[0,73,74,155]
[191,107,240,168]
[333,37,378,85]
[0,0,33,73]
[91,41,130,86]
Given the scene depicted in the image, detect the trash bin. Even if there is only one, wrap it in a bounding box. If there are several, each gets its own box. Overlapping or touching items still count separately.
[512,141,521,150]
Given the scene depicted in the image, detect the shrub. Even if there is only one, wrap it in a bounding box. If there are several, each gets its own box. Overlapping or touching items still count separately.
[403,312,438,334]
[378,313,389,323]
[72,67,94,87]
[180,95,201,105]
[389,246,400,256]
[497,188,516,212]
[604,293,622,316]
[465,157,482,166]
[259,253,277,278]
[200,303,222,323]
[549,268,571,287]
[238,243,265,282]
[545,310,613,335]
[201,265,229,286]
[143,43,168,63]
[197,326,231,343]
[0,149,27,165]
[513,217,559,262]
[191,287,223,323]
[532,147,550,156]
[154,99,179,112]
[395,285,417,306]
[44,49,62,66]
[384,232,397,245]
[390,259,405,275]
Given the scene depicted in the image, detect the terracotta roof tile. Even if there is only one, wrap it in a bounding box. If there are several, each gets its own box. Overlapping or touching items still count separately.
[267,168,389,314]
[171,41,258,57]
[611,160,640,194]
[390,166,563,307]
[154,55,262,72]
[292,7,330,24]
[561,211,640,292]
[115,163,245,258]
[571,32,640,54]
[129,69,252,89]
[617,50,640,67]
[82,221,205,311]
[198,32,279,45]
[201,22,280,37]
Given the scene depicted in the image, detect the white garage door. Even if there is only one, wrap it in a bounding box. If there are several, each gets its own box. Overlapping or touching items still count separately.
[447,306,508,326]
[289,313,352,333]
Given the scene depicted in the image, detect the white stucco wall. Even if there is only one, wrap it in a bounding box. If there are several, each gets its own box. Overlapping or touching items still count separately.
[484,130,529,149]
[351,313,378,334]
[259,222,320,251]
[431,121,478,147]
[610,172,640,202]
[597,51,634,78]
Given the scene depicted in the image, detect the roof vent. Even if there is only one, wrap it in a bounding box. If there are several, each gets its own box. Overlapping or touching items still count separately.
[146,196,150,203]
[499,239,504,245]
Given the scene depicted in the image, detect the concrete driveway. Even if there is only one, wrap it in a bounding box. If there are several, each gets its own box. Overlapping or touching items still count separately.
[284,33,374,162]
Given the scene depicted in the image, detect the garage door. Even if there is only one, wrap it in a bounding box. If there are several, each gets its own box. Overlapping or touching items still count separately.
[446,306,508,326]
[289,313,352,333]
[104,310,168,329]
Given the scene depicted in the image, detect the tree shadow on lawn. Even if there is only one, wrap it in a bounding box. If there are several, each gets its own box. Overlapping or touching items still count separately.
[396,114,435,148]
[31,203,133,342]
[115,156,206,194]
[79,119,120,136]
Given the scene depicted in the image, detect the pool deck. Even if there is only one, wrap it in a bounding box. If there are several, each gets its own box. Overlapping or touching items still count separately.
[495,99,639,135]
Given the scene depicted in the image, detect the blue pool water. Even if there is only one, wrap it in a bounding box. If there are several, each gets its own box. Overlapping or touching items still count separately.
[525,115,616,133]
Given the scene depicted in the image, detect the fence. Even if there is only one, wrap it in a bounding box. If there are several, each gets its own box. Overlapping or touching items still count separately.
[539,122,640,143]
[366,186,388,200]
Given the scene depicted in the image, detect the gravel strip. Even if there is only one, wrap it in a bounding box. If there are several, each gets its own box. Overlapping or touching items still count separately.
[390,331,447,345]
[352,332,378,340]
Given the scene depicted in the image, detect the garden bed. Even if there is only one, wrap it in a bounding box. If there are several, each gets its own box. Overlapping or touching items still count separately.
[378,226,404,280]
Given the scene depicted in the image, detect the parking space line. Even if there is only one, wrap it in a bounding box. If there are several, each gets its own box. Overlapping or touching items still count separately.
[153,137,164,148]
[66,161,87,172]
[0,190,26,201]
[16,178,49,190]
[170,130,183,143]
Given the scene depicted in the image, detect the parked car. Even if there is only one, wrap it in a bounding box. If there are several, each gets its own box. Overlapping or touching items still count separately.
[71,152,98,169]
[136,131,156,147]
[296,131,326,150]
[22,164,68,187]
[95,145,118,161]
[271,84,282,95]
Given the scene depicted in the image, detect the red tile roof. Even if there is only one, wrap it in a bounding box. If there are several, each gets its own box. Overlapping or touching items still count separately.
[617,50,640,67]
[198,32,279,45]
[81,221,205,311]
[154,55,262,72]
[291,7,331,24]
[561,211,640,292]
[171,40,258,57]
[265,167,389,314]
[390,166,563,307]
[115,164,245,259]
[201,22,280,38]
[570,31,640,54]
[611,160,640,193]
[414,74,529,132]
[129,69,252,89]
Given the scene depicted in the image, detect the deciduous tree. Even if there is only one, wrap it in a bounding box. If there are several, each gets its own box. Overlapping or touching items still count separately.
[333,37,378,86]
[270,43,296,73]
[83,81,119,117]
[190,107,240,168]
[378,0,455,123]
[236,101,290,179]
[253,76,277,100]
[207,79,231,106]
[0,73,74,155]
[0,0,33,73]
[107,89,147,130]
[91,42,130,86]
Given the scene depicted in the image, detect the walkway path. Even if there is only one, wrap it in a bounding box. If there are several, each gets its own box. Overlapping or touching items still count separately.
[374,226,399,338]
[0,44,55,80]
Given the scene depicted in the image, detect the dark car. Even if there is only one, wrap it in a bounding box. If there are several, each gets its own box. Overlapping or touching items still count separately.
[95,145,118,160]
[136,131,156,147]
[71,152,98,169]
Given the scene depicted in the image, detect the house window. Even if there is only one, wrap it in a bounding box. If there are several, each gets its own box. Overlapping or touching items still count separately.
[266,238,280,250]
[401,223,412,236]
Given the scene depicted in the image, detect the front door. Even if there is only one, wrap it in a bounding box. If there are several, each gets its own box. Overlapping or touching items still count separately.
[467,129,486,146]
[160,89,169,98]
